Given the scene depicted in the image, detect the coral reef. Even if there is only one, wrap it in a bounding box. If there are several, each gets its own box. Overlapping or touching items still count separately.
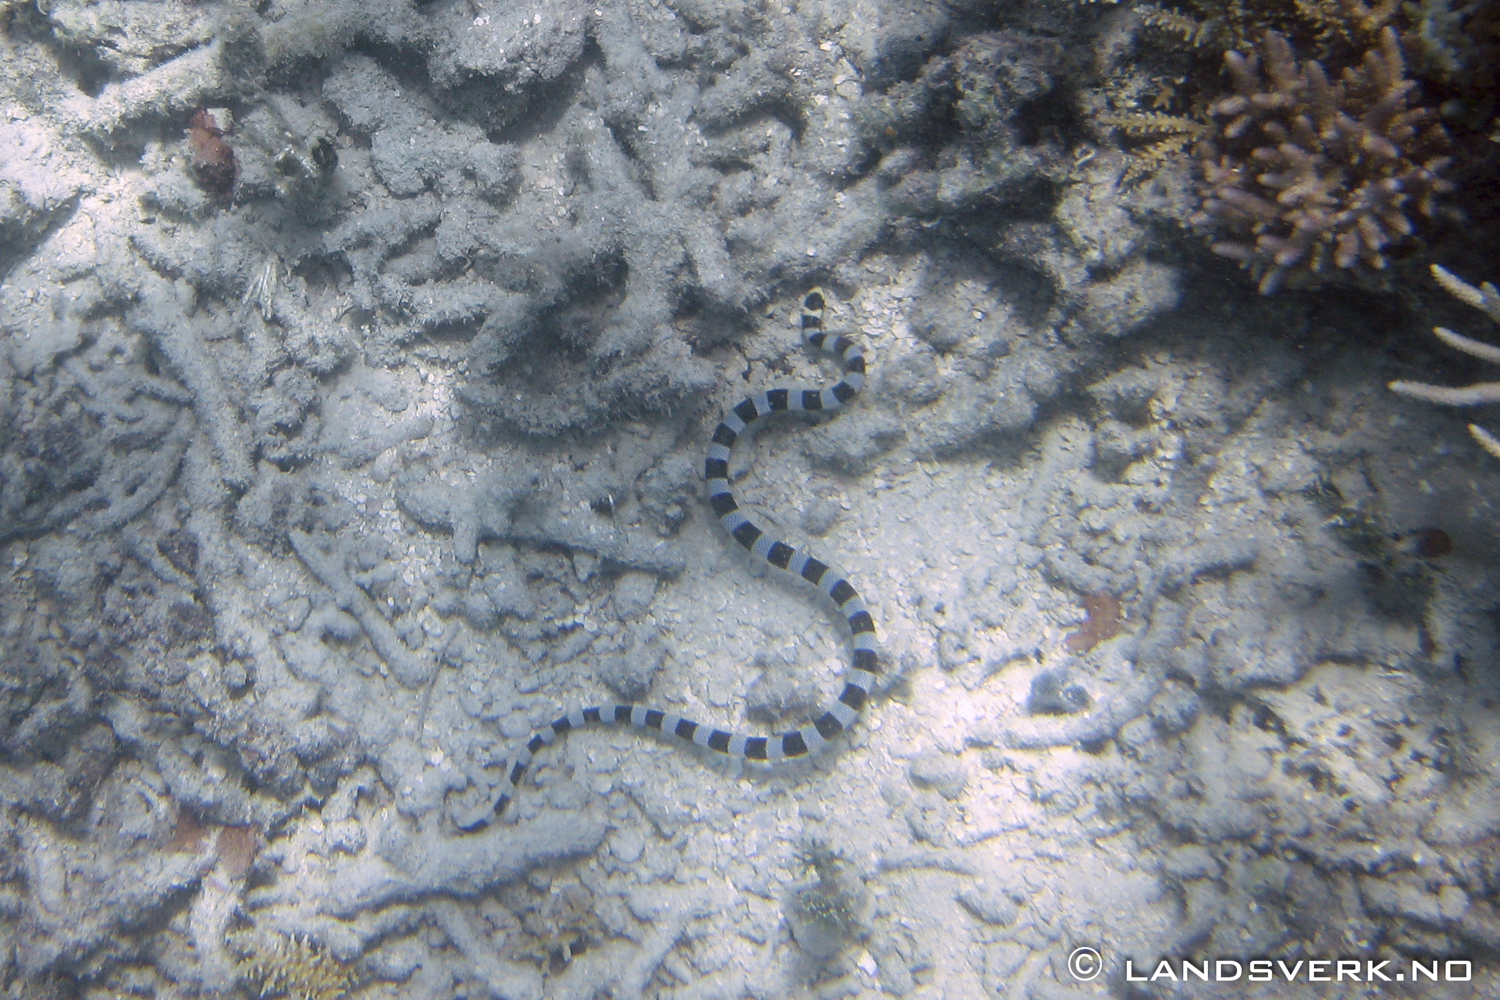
[1192,29,1453,292]
[1399,0,1499,118]
[1086,0,1498,295]
[1390,264,1500,457]
[1135,0,1403,59]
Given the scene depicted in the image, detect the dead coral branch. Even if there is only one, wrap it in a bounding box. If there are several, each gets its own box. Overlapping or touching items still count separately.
[1389,265,1500,460]
[1191,28,1453,293]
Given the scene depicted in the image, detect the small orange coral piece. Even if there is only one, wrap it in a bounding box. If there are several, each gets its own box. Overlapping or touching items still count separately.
[1065,593,1122,654]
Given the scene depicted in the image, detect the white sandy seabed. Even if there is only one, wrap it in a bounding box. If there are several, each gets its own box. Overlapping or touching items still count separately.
[0,1,1498,998]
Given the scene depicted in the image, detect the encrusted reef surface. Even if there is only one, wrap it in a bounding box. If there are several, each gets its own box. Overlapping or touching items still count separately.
[0,0,1498,998]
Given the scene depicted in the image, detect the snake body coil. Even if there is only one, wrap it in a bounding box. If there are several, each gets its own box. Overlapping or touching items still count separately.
[492,289,879,818]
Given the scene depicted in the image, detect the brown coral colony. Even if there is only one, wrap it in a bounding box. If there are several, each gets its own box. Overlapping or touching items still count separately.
[1191,29,1452,293]
[188,108,237,198]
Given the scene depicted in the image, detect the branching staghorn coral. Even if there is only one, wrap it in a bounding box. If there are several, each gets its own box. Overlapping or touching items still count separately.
[1134,3,1221,47]
[1190,28,1453,292]
[1096,112,1210,181]
[1404,0,1499,119]
[1086,0,1493,291]
[1390,265,1500,459]
[1111,0,1400,60]
[1288,0,1402,54]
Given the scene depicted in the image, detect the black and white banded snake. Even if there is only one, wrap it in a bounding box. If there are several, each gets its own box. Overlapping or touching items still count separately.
[491,289,880,819]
